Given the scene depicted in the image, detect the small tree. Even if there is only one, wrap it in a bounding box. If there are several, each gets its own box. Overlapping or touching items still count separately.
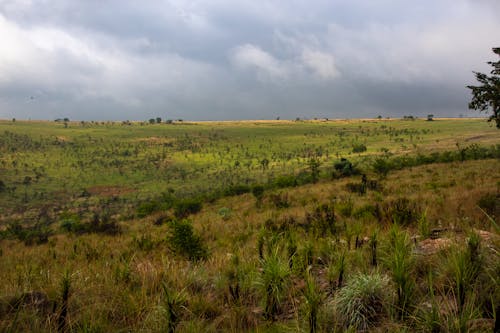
[427,114,434,121]
[467,47,500,128]
[308,158,321,183]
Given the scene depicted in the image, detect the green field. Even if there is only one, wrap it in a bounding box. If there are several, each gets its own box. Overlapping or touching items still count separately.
[0,118,499,332]
[1,118,498,207]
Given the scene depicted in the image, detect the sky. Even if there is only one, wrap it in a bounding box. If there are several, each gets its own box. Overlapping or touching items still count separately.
[0,1,499,121]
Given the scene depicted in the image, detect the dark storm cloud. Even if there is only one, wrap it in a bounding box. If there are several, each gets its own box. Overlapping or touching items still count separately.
[0,0,498,120]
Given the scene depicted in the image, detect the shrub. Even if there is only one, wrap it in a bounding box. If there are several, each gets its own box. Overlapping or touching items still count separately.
[352,143,367,153]
[174,198,203,218]
[333,158,357,177]
[251,185,265,200]
[224,184,251,196]
[5,221,51,245]
[136,201,160,218]
[88,213,121,235]
[372,157,391,177]
[335,273,390,331]
[272,175,297,188]
[60,218,86,234]
[168,219,207,261]
[477,193,499,219]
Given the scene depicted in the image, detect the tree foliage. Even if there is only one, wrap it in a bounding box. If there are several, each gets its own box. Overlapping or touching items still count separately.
[467,47,500,128]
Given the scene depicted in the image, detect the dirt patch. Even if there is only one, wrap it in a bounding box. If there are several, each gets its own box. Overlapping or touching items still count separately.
[87,185,135,197]
[475,229,498,242]
[56,136,70,142]
[465,133,500,143]
[416,238,453,255]
[136,136,174,144]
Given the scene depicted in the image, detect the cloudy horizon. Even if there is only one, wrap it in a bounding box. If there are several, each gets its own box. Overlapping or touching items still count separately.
[0,0,499,121]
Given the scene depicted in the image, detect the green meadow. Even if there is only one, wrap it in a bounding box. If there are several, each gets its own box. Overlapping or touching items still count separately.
[0,118,499,332]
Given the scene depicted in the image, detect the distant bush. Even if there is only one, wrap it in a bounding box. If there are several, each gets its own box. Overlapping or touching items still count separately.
[251,185,265,201]
[333,158,358,177]
[352,143,367,153]
[60,213,121,235]
[136,201,161,218]
[372,157,391,177]
[371,144,500,176]
[477,193,499,218]
[174,198,203,218]
[272,175,297,188]
[168,219,207,261]
[224,184,251,196]
[87,213,122,235]
[60,218,86,234]
[5,222,51,245]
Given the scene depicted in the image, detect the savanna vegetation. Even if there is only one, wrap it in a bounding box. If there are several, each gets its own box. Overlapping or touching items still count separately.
[0,118,499,332]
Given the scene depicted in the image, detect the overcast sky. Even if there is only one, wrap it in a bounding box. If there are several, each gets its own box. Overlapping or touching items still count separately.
[0,1,498,121]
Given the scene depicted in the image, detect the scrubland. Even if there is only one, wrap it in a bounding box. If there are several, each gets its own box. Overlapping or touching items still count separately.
[0,118,499,332]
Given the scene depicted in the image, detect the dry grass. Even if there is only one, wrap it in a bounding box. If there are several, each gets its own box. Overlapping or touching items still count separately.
[1,158,499,331]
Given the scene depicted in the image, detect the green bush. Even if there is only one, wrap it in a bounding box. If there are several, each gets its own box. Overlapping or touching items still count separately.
[477,193,499,219]
[224,184,251,196]
[174,198,203,218]
[372,157,391,177]
[5,221,52,245]
[333,158,357,177]
[136,201,160,218]
[168,219,207,261]
[272,175,297,188]
[352,143,367,153]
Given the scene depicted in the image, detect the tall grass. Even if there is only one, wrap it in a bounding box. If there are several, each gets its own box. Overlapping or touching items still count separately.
[303,267,322,333]
[57,271,71,333]
[383,224,415,320]
[335,273,390,331]
[257,246,291,321]
[161,283,186,333]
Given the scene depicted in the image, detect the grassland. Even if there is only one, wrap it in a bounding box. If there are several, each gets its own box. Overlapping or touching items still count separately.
[0,118,499,332]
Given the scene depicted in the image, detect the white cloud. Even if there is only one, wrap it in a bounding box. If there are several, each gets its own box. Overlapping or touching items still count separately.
[1,1,500,120]
[231,44,289,80]
[301,49,339,79]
